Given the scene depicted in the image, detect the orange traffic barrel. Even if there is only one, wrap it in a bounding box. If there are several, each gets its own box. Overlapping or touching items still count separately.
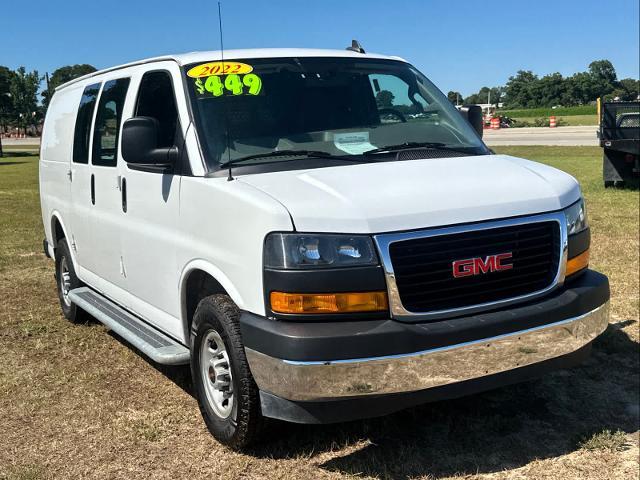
[549,116,557,128]
[490,117,500,129]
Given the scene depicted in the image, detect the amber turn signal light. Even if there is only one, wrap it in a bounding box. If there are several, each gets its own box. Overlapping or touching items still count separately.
[566,249,589,277]
[270,291,388,314]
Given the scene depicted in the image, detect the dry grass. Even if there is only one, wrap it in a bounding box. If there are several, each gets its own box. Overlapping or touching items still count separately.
[0,147,638,480]
[579,429,630,452]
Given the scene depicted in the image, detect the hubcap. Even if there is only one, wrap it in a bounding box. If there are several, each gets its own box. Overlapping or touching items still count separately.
[200,330,235,419]
[59,257,72,307]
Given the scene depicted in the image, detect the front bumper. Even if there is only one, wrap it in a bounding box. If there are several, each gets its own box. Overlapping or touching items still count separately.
[242,269,610,419]
[247,300,608,401]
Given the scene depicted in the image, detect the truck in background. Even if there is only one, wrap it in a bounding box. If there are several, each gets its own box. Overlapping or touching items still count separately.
[599,99,640,188]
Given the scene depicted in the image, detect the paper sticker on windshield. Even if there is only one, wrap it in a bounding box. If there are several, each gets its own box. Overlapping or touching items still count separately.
[194,73,262,97]
[333,132,376,155]
[187,61,253,78]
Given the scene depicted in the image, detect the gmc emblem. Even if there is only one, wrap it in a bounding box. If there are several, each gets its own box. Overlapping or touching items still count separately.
[452,253,513,278]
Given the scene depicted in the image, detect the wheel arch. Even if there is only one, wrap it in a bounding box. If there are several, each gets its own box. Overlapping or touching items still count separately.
[49,212,77,267]
[179,261,245,341]
[51,214,65,245]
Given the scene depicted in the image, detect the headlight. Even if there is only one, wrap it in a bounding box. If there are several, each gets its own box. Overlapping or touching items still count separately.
[564,198,588,235]
[264,233,378,269]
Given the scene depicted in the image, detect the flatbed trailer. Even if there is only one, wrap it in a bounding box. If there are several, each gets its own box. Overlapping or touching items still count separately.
[599,99,640,188]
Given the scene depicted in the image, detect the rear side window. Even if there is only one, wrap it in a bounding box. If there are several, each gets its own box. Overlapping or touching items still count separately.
[72,83,101,164]
[92,78,130,167]
[135,71,178,148]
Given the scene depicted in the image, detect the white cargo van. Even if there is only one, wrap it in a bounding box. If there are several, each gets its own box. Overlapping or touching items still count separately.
[40,45,610,449]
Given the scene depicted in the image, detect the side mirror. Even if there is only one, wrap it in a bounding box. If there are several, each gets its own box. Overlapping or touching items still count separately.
[457,105,484,138]
[122,116,178,170]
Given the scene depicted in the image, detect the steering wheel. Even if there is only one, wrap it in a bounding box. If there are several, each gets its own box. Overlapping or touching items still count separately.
[378,108,407,123]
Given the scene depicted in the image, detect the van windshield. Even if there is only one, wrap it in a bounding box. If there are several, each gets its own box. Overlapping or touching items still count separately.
[184,57,488,173]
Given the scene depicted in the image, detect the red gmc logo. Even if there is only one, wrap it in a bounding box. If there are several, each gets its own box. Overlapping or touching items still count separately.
[452,253,513,278]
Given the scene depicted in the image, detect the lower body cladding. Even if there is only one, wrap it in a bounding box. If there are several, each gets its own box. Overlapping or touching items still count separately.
[241,270,610,424]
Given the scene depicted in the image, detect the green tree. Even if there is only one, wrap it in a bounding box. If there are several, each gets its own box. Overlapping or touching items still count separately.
[605,78,640,101]
[375,90,395,108]
[466,59,631,108]
[565,71,597,104]
[464,86,502,106]
[617,78,640,100]
[589,60,619,101]
[477,87,491,104]
[9,67,42,135]
[464,93,479,104]
[503,70,539,108]
[447,91,463,105]
[530,72,566,107]
[0,66,15,133]
[588,60,617,93]
[489,86,503,106]
[42,64,96,109]
[464,87,488,105]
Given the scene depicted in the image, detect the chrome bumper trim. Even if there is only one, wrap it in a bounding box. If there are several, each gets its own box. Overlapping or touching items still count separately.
[373,212,568,321]
[245,301,609,401]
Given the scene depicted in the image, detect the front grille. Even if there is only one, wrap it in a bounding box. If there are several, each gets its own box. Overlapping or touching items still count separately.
[389,221,561,313]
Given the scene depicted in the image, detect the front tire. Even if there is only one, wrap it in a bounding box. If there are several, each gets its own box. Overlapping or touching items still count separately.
[54,239,88,323]
[190,295,263,449]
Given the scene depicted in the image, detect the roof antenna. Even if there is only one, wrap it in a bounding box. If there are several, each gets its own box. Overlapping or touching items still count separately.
[346,39,365,54]
[217,1,234,181]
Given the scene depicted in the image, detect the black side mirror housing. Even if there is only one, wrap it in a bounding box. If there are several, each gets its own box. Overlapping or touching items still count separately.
[122,116,178,170]
[457,105,484,138]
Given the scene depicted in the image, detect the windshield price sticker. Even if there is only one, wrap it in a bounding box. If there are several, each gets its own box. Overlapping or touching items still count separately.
[187,61,253,78]
[333,132,376,155]
[195,73,262,97]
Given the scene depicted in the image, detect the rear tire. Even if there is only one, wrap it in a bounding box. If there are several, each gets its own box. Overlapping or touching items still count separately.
[604,180,615,188]
[190,295,263,450]
[54,239,88,323]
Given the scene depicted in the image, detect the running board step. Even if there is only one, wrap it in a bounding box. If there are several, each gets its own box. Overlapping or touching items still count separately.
[68,287,190,365]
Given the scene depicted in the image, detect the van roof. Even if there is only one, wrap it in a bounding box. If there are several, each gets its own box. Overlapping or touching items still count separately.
[56,48,406,91]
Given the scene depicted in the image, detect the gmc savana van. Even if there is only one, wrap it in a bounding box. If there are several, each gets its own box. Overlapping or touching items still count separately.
[40,46,610,449]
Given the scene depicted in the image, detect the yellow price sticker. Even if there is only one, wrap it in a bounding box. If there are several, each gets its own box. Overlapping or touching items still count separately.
[194,73,263,97]
[187,61,253,78]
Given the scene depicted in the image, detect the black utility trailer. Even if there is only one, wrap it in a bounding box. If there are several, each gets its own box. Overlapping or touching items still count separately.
[599,100,640,188]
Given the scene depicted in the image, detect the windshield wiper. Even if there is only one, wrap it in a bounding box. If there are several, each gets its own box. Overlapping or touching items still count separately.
[363,142,470,156]
[220,149,352,167]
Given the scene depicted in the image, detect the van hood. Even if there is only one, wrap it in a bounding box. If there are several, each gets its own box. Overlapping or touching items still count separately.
[238,154,581,233]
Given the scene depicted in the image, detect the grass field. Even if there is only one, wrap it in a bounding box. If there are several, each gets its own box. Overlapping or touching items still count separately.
[0,148,638,480]
[499,106,597,118]
[511,115,599,127]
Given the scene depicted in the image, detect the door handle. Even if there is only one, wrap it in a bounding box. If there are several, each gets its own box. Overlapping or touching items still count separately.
[121,177,127,213]
[90,174,95,205]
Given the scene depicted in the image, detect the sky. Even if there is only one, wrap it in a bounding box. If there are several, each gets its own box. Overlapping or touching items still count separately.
[1,0,638,97]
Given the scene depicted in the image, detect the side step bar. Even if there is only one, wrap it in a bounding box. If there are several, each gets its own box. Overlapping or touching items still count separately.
[68,287,190,365]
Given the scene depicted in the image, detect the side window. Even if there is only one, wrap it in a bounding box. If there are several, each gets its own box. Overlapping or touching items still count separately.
[135,71,178,148]
[72,83,101,164]
[92,78,130,167]
[369,74,431,123]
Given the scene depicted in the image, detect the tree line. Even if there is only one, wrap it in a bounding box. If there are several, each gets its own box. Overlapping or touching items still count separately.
[0,64,96,135]
[447,59,639,109]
